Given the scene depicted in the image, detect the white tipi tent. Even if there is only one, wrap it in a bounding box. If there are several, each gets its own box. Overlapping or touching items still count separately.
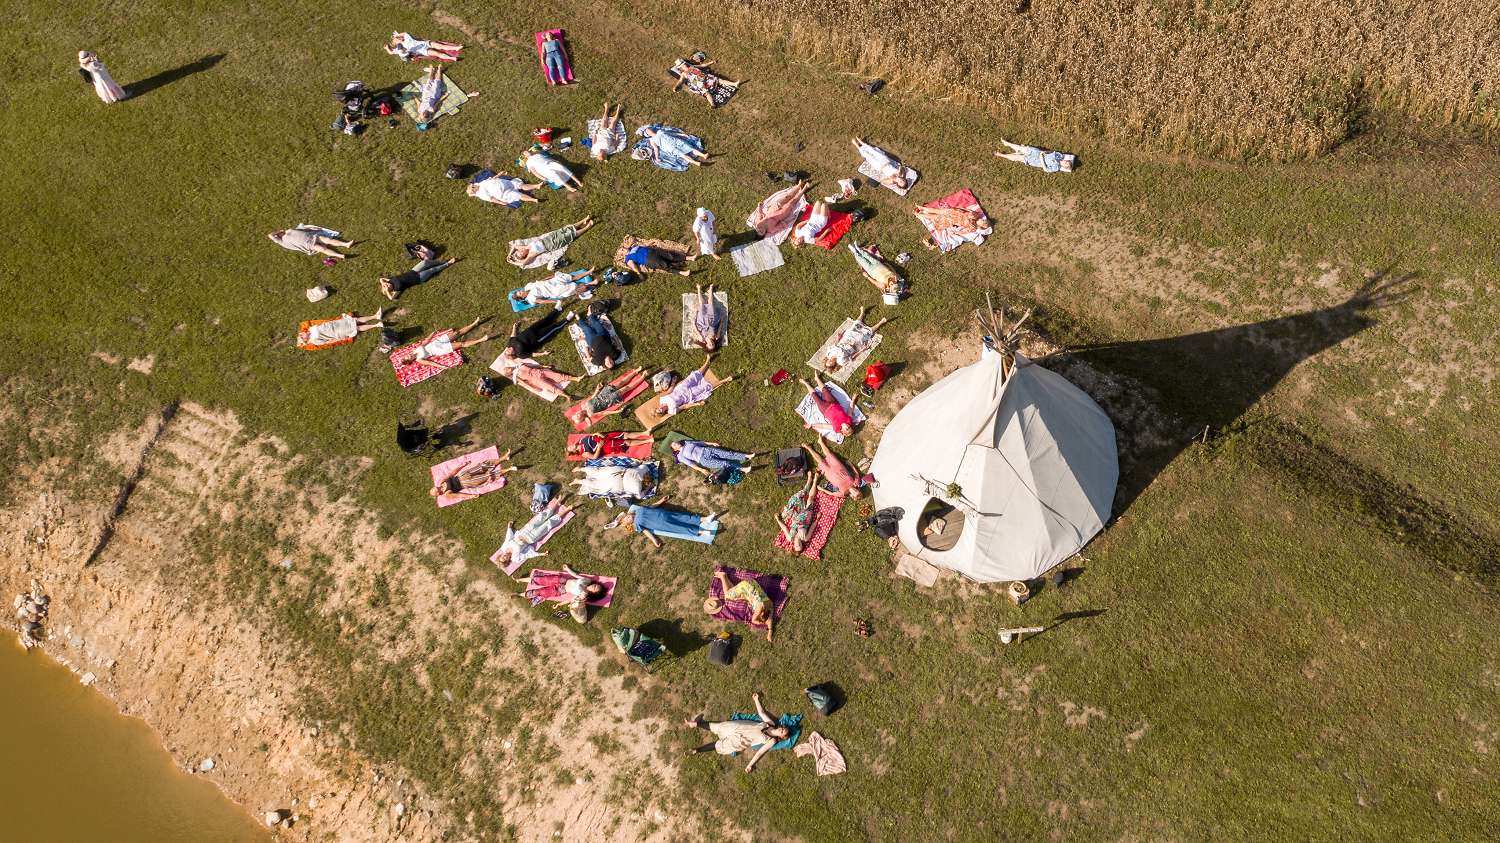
[870,315,1118,582]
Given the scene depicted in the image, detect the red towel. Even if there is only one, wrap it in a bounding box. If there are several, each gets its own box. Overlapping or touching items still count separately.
[565,369,651,430]
[391,331,463,388]
[773,489,844,559]
[795,207,854,250]
[564,432,653,461]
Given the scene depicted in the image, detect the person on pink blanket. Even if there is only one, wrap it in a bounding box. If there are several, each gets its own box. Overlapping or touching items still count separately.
[430,449,515,498]
[494,496,575,570]
[400,316,495,371]
[491,348,579,401]
[802,439,871,499]
[516,563,605,623]
[798,374,855,436]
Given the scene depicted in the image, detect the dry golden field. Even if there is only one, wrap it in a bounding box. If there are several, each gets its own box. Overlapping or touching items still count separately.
[710,0,1500,158]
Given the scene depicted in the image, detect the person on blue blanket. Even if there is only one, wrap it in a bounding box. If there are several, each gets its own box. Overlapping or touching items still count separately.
[682,692,790,772]
[637,125,712,168]
[994,138,1075,173]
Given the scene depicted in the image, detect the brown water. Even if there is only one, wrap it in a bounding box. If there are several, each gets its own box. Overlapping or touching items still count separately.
[0,639,268,842]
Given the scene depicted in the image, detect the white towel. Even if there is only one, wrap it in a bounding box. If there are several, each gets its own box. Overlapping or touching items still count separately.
[795,383,866,444]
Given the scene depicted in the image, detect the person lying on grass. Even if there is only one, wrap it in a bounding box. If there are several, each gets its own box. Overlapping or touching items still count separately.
[268,228,355,260]
[387,31,463,62]
[670,438,761,483]
[521,147,584,192]
[508,216,595,266]
[803,438,872,499]
[656,354,734,418]
[573,367,650,428]
[493,495,576,570]
[589,101,626,158]
[683,693,790,773]
[566,431,653,460]
[790,200,831,247]
[669,53,742,108]
[994,138,1075,173]
[848,240,907,298]
[468,172,543,205]
[799,373,857,437]
[704,570,775,642]
[397,315,494,370]
[505,309,569,358]
[512,267,600,308]
[775,472,818,553]
[429,449,515,498]
[380,244,458,300]
[822,306,890,373]
[687,283,723,351]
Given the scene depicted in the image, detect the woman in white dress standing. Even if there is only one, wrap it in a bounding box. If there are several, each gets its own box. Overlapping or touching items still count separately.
[78,51,126,103]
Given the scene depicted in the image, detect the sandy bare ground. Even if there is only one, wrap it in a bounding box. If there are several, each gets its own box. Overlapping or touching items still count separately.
[2,399,740,843]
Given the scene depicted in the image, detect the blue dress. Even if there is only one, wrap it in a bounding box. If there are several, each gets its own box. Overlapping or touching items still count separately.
[629,504,719,544]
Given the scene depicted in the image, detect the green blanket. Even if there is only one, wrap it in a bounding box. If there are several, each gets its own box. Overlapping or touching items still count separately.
[397,73,469,126]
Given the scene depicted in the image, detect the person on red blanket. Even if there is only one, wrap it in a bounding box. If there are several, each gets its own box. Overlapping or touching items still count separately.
[574,367,650,427]
[400,316,495,371]
[802,439,872,499]
[799,373,855,436]
[790,200,831,247]
[566,430,652,459]
[775,472,818,553]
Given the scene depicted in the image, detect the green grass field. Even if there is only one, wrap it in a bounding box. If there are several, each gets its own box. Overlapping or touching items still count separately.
[5,1,1500,840]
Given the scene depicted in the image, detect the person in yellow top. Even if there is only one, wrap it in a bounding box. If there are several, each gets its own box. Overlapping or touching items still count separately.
[704,569,774,642]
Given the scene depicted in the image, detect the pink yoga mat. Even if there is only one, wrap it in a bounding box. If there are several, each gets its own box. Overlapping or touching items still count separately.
[489,509,575,575]
[524,569,616,606]
[535,29,574,83]
[429,446,507,508]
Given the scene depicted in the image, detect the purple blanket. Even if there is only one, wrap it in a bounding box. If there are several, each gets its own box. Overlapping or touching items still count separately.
[710,566,790,627]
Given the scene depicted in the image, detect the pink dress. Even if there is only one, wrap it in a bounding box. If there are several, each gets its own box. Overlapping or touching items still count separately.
[813,389,854,432]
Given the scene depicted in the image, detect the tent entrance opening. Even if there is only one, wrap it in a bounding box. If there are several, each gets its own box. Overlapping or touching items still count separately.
[917,498,964,552]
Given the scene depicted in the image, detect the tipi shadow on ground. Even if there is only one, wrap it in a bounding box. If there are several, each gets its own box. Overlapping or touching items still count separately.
[1045,271,1416,516]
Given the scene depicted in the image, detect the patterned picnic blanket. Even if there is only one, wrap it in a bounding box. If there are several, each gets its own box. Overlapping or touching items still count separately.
[396,72,470,125]
[916,188,992,253]
[391,330,462,387]
[773,488,844,559]
[709,566,790,630]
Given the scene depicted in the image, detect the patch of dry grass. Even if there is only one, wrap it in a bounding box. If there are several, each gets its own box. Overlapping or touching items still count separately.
[697,0,1499,159]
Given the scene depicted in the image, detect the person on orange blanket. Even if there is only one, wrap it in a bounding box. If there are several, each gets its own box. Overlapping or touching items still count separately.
[399,316,495,371]
[297,309,384,349]
[566,431,653,460]
[429,449,515,498]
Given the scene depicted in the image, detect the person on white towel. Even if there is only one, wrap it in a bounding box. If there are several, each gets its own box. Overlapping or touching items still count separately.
[521,148,584,192]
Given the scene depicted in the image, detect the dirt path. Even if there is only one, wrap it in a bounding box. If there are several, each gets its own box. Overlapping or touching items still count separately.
[3,400,739,842]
